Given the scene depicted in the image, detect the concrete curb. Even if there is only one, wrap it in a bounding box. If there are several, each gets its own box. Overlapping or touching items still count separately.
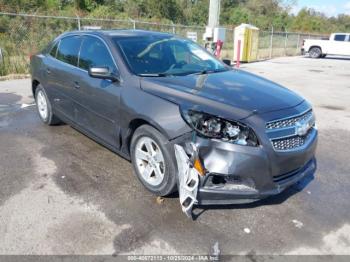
[0,74,30,81]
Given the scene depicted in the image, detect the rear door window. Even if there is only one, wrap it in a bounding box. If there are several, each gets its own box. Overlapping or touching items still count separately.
[334,34,346,41]
[56,36,82,66]
[78,36,116,71]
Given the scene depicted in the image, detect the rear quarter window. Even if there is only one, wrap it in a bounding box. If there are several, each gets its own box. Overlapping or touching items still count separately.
[334,34,346,41]
[56,36,82,66]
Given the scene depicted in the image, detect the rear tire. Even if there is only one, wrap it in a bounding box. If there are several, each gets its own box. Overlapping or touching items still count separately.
[130,125,177,196]
[309,47,322,58]
[35,85,61,125]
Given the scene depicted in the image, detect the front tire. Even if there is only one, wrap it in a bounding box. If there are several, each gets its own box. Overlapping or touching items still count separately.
[130,125,177,196]
[35,85,61,125]
[309,47,322,58]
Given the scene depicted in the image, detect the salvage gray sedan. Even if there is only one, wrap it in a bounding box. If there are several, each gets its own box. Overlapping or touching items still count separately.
[30,30,317,216]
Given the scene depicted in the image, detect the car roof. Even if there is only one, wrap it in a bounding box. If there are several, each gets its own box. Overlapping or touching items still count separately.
[61,29,174,39]
[332,33,350,35]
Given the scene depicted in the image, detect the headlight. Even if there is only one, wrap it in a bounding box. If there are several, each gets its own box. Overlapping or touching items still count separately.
[181,110,259,146]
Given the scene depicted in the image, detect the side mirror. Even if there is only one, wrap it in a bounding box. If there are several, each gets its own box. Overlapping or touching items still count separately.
[88,67,119,82]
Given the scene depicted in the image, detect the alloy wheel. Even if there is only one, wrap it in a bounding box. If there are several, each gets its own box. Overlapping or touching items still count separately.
[134,136,165,186]
[36,90,48,120]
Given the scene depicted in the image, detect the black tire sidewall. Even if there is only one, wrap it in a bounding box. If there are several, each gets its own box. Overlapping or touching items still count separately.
[130,125,177,196]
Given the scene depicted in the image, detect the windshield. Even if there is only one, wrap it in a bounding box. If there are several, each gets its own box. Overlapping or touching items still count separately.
[114,36,229,76]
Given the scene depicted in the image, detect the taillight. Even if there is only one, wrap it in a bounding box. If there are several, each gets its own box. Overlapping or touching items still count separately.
[302,40,305,47]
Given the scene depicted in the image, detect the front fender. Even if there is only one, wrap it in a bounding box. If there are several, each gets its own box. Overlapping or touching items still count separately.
[120,82,192,140]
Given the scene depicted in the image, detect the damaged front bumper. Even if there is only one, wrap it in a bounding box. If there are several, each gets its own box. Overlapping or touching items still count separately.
[172,127,317,213]
[197,157,316,205]
[195,136,317,205]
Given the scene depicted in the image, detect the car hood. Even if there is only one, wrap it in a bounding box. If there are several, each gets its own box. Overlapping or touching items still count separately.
[140,69,304,120]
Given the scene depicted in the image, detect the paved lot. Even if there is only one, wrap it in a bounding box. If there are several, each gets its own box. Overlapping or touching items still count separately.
[0,56,350,256]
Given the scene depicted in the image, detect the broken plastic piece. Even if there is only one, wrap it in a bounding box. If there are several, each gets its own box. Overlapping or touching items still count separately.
[193,158,205,176]
[156,196,165,204]
[174,144,200,218]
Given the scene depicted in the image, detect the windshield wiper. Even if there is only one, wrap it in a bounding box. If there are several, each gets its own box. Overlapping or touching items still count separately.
[138,68,230,77]
[186,68,230,76]
[138,73,171,77]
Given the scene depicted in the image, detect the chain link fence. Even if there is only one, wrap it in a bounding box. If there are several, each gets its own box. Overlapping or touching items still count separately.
[257,30,326,60]
[0,12,327,76]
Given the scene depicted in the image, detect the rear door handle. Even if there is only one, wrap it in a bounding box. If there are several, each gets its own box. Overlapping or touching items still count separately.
[46,68,51,74]
[74,81,80,89]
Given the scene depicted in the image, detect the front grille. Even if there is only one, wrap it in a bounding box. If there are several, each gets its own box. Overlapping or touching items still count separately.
[272,135,306,151]
[266,110,313,130]
[266,109,315,151]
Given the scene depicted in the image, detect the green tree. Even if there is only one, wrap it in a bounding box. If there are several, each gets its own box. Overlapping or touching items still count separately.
[124,0,148,18]
[0,0,349,33]
[147,0,183,23]
[291,8,336,33]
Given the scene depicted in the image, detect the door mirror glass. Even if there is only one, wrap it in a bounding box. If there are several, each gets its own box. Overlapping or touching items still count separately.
[88,67,119,81]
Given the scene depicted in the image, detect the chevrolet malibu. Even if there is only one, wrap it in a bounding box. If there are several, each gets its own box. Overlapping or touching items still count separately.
[30,30,317,213]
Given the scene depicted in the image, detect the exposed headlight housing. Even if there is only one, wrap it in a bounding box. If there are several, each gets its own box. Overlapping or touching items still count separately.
[181,110,259,146]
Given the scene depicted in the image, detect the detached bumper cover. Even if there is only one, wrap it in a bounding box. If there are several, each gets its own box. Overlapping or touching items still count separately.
[174,144,200,217]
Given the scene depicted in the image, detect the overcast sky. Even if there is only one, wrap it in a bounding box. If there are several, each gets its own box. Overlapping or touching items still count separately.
[292,0,350,16]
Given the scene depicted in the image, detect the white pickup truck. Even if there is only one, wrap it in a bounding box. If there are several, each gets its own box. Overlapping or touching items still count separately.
[302,33,350,58]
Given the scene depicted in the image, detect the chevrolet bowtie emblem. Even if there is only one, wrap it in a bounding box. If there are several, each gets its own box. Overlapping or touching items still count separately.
[296,117,314,136]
